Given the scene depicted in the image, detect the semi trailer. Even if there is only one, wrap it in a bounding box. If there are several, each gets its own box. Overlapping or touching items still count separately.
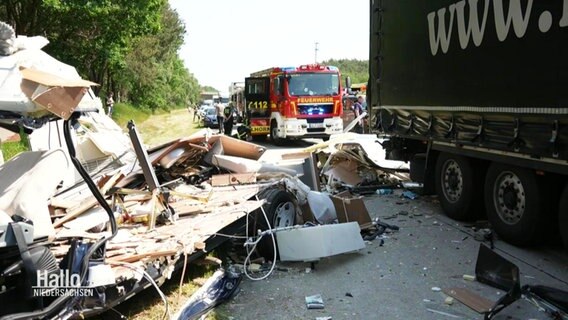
[368,0,568,247]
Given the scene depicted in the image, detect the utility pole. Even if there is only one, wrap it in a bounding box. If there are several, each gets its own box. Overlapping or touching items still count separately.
[314,42,319,64]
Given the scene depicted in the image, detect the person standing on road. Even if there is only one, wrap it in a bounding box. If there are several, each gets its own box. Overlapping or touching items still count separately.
[215,102,225,134]
[106,92,115,117]
[352,96,365,133]
[192,104,200,123]
[223,103,235,136]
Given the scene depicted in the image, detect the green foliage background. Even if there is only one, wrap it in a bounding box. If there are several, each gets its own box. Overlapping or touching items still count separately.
[322,58,369,85]
[0,3,368,113]
[0,0,200,111]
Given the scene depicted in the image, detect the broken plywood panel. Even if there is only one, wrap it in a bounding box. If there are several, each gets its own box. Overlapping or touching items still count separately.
[20,67,97,120]
[443,287,494,314]
[170,184,261,216]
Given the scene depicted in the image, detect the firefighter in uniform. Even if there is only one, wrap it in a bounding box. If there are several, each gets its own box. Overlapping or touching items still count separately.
[223,103,235,136]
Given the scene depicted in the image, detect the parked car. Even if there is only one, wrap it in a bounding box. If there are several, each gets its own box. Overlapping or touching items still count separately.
[203,107,218,128]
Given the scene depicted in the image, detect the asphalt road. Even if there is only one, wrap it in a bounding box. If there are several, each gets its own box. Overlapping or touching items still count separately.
[215,138,568,320]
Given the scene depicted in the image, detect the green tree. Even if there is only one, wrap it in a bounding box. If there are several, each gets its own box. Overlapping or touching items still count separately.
[40,0,166,95]
[201,85,218,92]
[323,59,369,85]
[0,1,201,111]
[118,5,199,110]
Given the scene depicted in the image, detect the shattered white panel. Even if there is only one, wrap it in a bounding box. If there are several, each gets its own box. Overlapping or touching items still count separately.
[0,44,102,116]
[328,133,409,170]
[277,222,365,261]
[0,149,68,239]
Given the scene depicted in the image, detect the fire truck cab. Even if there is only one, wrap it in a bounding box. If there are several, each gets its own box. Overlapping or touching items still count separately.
[244,64,344,144]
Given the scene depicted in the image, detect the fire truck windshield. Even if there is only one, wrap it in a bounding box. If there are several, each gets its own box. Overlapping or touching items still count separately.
[287,73,339,97]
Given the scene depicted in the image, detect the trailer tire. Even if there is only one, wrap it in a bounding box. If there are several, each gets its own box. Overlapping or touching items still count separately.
[435,153,482,221]
[558,183,568,250]
[270,120,284,146]
[484,163,547,246]
[251,188,297,261]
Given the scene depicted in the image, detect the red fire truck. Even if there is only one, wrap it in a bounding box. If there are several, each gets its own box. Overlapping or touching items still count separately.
[244,64,344,144]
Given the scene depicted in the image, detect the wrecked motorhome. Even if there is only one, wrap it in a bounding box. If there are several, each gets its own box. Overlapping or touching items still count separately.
[0,23,412,319]
[0,27,314,319]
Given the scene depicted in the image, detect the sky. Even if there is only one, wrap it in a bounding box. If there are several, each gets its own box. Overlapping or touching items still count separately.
[168,0,369,93]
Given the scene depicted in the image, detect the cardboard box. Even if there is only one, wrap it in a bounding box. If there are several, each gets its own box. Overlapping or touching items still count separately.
[300,191,373,230]
[330,191,373,229]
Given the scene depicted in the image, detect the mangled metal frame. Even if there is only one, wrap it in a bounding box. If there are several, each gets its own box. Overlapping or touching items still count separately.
[0,66,283,319]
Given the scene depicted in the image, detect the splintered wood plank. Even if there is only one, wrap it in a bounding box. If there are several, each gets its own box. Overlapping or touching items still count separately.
[107,249,179,263]
[52,197,99,228]
[443,287,495,314]
[211,173,257,186]
[169,184,263,216]
[49,198,78,209]
[158,200,262,240]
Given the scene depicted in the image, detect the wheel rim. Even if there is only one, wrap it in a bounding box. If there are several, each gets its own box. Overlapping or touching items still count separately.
[441,159,463,203]
[492,171,526,225]
[273,201,295,227]
[271,124,278,141]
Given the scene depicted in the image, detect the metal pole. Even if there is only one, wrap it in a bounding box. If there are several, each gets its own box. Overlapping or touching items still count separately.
[314,42,319,63]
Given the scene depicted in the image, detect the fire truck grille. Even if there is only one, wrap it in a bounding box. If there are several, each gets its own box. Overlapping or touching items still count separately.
[298,104,333,115]
[306,118,326,132]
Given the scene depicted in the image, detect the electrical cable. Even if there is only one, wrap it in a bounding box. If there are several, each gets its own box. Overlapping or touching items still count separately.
[108,307,127,319]
[177,240,188,299]
[47,119,51,149]
[56,119,62,147]
[109,261,170,320]
[63,116,119,312]
[242,196,277,281]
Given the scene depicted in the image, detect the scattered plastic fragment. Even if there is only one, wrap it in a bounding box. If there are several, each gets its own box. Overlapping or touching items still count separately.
[402,190,419,200]
[172,268,242,320]
[377,188,393,195]
[462,274,475,281]
[306,294,325,309]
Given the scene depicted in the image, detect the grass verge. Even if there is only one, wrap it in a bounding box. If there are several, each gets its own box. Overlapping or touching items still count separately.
[111,102,152,129]
[1,131,29,161]
[96,257,233,320]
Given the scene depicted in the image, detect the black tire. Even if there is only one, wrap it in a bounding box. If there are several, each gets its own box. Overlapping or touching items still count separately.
[251,134,267,141]
[251,188,297,261]
[558,183,568,249]
[435,153,483,221]
[484,163,549,246]
[270,120,284,146]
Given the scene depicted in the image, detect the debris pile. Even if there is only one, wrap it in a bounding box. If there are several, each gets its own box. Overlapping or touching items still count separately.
[300,132,410,195]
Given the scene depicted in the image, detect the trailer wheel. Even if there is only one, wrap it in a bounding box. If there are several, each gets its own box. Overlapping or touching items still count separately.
[435,153,482,221]
[558,183,568,250]
[251,188,297,261]
[484,163,547,245]
[270,120,284,146]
